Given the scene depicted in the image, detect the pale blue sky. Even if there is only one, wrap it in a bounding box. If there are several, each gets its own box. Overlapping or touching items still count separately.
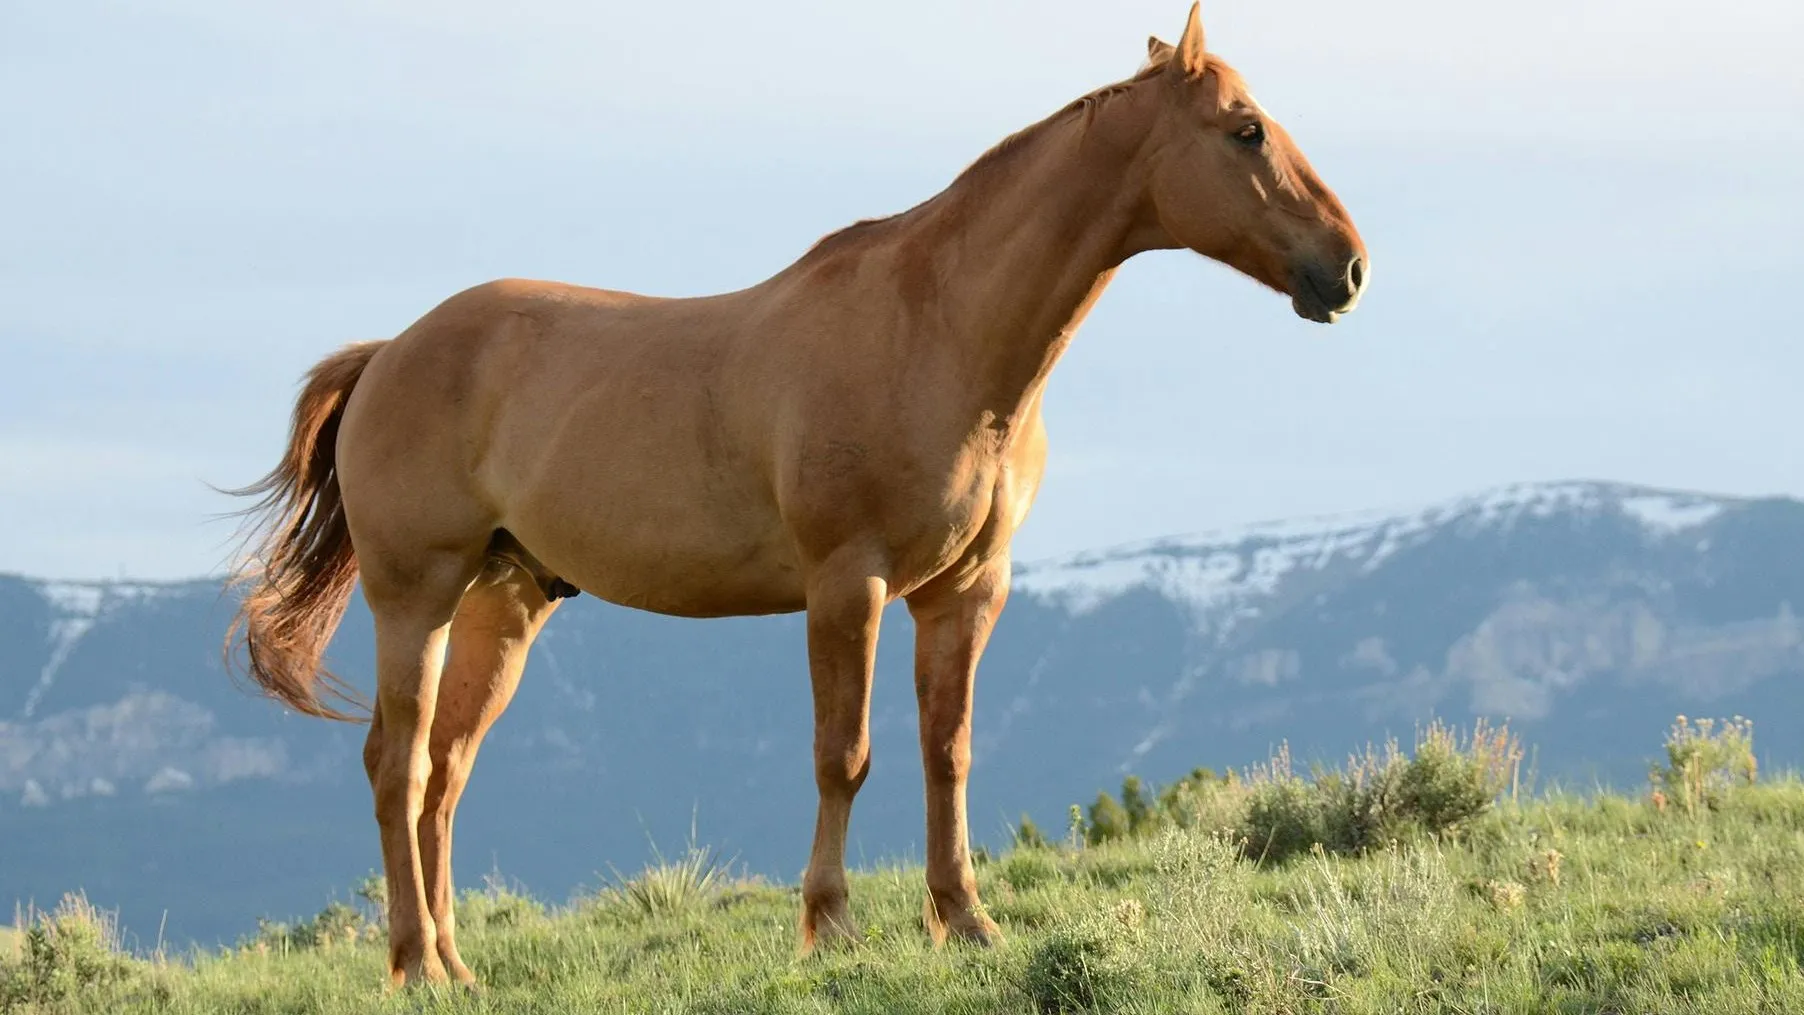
[3,0,1801,579]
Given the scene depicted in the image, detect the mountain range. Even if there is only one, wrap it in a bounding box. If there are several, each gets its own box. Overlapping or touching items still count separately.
[4,480,1801,945]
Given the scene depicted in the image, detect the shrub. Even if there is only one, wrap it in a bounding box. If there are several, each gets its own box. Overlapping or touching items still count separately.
[1015,814,1051,850]
[0,893,140,1008]
[1024,916,1144,1013]
[1401,719,1521,828]
[1082,777,1169,845]
[243,898,378,955]
[1240,722,1522,864]
[1055,721,1519,864]
[1652,715,1758,817]
[1146,828,1248,931]
[353,871,386,922]
[1320,740,1416,853]
[1119,776,1154,835]
[293,901,369,949]
[1159,770,1248,837]
[1085,791,1130,846]
[997,849,1063,892]
[458,870,546,931]
[1242,754,1325,864]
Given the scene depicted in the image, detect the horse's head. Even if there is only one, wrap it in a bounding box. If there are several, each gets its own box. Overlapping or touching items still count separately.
[1140,4,1366,324]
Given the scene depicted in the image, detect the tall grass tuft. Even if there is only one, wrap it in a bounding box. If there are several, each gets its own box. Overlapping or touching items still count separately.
[603,843,735,918]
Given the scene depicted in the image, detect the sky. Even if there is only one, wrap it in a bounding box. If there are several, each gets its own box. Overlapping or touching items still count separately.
[3,0,1802,580]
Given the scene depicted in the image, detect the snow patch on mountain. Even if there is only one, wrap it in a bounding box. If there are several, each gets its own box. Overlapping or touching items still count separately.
[1620,494,1725,534]
[1014,481,1741,621]
[21,580,194,719]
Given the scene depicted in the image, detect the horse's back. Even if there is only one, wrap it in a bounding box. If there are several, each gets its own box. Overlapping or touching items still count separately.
[337,276,804,615]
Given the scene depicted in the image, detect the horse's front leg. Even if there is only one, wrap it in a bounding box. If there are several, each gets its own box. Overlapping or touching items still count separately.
[798,557,886,951]
[905,554,1008,946]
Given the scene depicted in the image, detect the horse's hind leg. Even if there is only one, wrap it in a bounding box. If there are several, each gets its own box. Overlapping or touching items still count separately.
[359,546,485,988]
[417,565,559,985]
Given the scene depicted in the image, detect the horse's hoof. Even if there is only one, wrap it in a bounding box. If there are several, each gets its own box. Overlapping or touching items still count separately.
[926,898,1003,948]
[799,906,861,955]
[388,957,452,991]
[446,963,482,992]
[947,914,1003,947]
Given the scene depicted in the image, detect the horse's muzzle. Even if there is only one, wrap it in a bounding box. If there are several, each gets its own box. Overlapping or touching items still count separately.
[1289,255,1366,324]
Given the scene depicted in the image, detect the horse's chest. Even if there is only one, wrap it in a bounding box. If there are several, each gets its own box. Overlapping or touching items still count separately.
[782,421,1040,590]
[885,452,1027,592]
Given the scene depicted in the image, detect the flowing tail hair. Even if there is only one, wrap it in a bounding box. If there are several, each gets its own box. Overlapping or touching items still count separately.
[223,340,387,721]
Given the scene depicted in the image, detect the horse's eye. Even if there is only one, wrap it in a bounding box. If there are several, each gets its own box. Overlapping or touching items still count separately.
[1234,122,1266,147]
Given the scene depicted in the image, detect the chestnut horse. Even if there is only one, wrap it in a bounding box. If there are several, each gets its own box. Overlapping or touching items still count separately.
[227,4,1364,988]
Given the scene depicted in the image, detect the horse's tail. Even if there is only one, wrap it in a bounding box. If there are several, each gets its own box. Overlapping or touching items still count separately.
[223,340,387,722]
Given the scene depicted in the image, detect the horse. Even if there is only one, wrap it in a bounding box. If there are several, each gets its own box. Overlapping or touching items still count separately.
[226,3,1365,988]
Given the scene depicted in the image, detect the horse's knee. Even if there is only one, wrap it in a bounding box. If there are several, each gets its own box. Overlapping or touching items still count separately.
[921,737,971,787]
[362,725,383,787]
[815,735,872,797]
[369,743,432,820]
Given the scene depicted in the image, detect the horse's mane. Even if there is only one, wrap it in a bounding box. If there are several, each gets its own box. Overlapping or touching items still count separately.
[799,52,1207,263]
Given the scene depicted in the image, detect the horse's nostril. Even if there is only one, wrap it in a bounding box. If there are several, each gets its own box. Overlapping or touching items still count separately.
[1347,257,1366,292]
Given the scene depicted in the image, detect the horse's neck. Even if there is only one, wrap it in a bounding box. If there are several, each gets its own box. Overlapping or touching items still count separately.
[901,96,1154,428]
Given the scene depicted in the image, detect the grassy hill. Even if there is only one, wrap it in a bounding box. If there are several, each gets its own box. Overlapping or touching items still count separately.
[6,718,1804,1014]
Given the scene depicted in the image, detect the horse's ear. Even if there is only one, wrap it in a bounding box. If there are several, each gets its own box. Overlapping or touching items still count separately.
[1145,36,1176,68]
[1173,2,1207,79]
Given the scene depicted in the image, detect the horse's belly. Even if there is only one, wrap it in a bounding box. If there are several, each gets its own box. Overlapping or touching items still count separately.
[479,345,808,615]
[580,554,806,618]
[502,485,805,619]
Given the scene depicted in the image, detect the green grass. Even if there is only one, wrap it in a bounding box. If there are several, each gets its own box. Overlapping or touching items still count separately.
[9,723,1804,1013]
